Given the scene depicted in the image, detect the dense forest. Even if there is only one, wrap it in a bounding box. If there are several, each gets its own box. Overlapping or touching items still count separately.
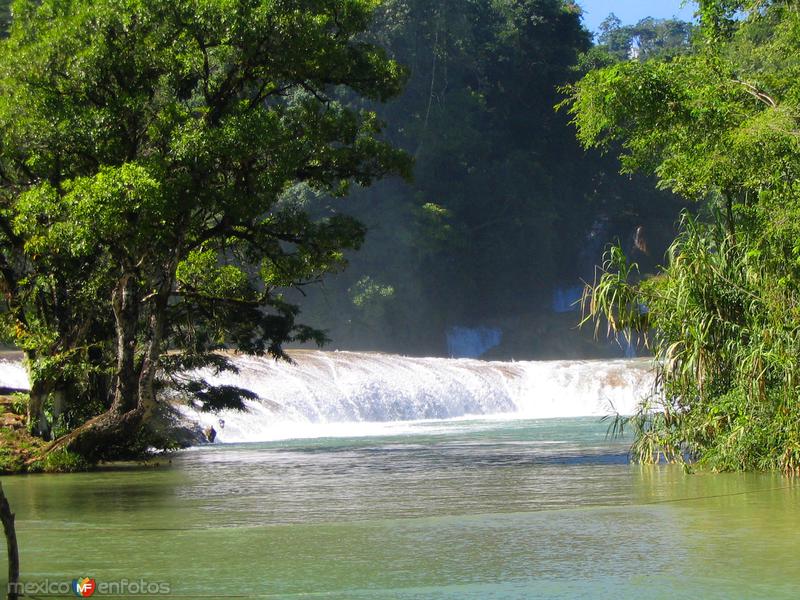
[293,0,689,359]
[2,0,796,473]
[0,0,691,464]
[570,0,800,471]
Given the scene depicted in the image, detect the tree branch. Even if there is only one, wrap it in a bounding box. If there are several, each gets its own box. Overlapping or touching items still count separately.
[732,78,778,108]
[0,482,20,600]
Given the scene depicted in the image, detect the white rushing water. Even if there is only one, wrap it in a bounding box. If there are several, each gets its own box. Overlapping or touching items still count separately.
[0,356,30,391]
[0,351,655,443]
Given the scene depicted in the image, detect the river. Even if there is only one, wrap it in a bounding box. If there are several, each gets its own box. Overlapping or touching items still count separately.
[1,353,799,598]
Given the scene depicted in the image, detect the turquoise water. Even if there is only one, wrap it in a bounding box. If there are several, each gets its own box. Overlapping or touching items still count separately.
[2,417,800,599]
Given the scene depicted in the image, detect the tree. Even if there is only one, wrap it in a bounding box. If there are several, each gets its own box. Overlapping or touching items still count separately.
[296,0,686,358]
[596,13,695,60]
[0,0,410,459]
[0,482,20,600]
[565,0,800,471]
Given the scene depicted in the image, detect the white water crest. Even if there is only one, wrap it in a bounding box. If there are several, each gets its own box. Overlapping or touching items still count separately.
[0,351,655,444]
[183,351,655,443]
[0,357,31,391]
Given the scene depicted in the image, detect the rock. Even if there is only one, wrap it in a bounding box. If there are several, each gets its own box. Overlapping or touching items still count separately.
[1,413,24,429]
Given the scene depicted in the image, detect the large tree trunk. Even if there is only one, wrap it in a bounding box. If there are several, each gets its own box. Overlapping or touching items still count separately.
[47,268,174,461]
[110,272,140,414]
[46,272,145,460]
[26,378,51,439]
[49,406,146,460]
[0,482,20,600]
[24,348,53,438]
[138,281,171,421]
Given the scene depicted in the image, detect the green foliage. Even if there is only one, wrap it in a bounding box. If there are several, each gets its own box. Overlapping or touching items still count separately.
[177,250,253,302]
[565,2,800,204]
[596,14,695,61]
[351,276,395,308]
[0,0,409,454]
[177,381,257,413]
[588,211,800,471]
[9,392,26,415]
[37,448,90,473]
[298,0,686,354]
[580,244,647,342]
[572,1,800,472]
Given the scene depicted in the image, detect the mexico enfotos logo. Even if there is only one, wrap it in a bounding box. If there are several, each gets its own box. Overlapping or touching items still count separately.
[8,577,171,597]
[73,577,96,597]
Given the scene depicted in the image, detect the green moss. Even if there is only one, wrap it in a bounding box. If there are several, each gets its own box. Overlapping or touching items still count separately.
[0,394,49,473]
[35,448,90,473]
[0,425,46,474]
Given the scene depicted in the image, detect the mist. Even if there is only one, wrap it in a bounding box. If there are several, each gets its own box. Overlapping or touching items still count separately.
[291,1,689,360]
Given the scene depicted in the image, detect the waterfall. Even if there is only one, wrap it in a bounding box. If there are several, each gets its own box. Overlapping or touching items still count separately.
[182,351,654,442]
[0,352,654,444]
[0,358,30,391]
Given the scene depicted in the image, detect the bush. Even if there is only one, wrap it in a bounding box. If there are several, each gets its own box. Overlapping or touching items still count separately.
[37,449,91,473]
[586,210,800,472]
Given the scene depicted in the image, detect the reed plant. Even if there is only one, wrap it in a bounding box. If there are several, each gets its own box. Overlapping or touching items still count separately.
[584,210,800,472]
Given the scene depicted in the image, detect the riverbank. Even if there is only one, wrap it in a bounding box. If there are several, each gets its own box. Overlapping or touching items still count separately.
[0,395,47,474]
[1,389,210,475]
[0,395,143,474]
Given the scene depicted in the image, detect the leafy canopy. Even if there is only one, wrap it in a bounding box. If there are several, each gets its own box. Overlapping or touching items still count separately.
[567,0,800,471]
[0,0,410,447]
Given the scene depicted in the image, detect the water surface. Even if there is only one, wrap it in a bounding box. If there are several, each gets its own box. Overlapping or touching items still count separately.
[2,417,799,599]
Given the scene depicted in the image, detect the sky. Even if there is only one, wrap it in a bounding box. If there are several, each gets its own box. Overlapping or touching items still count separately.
[578,0,698,34]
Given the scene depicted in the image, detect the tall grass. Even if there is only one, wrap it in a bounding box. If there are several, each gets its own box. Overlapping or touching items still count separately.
[584,210,800,472]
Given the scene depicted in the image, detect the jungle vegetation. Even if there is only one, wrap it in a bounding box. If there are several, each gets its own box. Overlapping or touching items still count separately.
[567,0,800,472]
[5,0,766,470]
[293,0,689,357]
[0,0,410,460]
